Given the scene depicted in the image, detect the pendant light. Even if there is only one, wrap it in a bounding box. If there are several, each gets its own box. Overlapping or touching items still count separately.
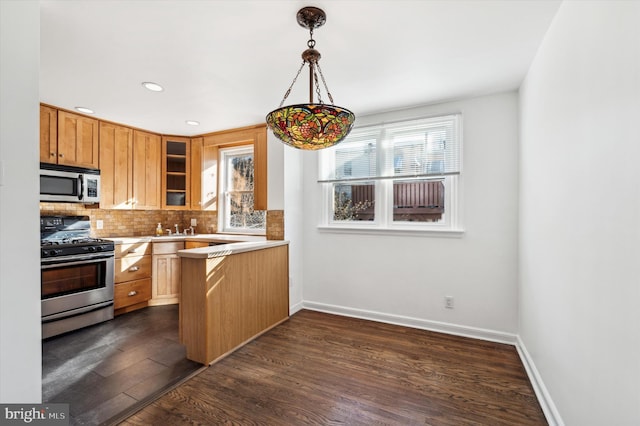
[266,6,355,150]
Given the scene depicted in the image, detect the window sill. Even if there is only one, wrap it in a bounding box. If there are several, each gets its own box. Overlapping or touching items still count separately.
[317,225,465,238]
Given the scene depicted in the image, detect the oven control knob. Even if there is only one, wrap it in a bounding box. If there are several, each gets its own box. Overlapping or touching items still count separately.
[96,245,103,252]
[87,246,97,253]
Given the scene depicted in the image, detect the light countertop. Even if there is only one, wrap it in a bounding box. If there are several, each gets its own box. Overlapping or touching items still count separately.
[106,234,288,258]
[177,240,289,259]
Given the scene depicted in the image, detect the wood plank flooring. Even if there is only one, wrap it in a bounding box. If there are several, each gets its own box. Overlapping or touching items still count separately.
[42,305,204,426]
[122,310,547,425]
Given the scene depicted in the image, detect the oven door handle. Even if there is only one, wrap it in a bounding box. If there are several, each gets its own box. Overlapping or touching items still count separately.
[41,253,114,269]
[41,300,114,323]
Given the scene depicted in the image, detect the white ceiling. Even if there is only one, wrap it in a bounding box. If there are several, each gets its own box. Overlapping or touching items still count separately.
[40,0,561,136]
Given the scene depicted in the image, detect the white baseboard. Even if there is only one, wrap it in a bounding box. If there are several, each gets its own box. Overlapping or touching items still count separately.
[289,300,304,315]
[301,301,517,345]
[516,336,564,426]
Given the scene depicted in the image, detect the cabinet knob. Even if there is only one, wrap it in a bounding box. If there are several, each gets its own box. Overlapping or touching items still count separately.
[50,152,55,157]
[127,290,138,297]
[59,153,64,158]
[128,266,140,272]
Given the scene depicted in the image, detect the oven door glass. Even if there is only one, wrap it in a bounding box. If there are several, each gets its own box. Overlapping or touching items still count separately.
[42,256,109,299]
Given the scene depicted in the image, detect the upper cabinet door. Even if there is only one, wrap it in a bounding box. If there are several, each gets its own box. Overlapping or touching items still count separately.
[190,137,203,210]
[133,130,161,210]
[39,105,57,163]
[161,136,190,210]
[99,122,133,209]
[57,111,100,169]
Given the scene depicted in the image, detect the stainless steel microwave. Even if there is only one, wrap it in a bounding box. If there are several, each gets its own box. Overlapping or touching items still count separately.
[40,163,101,204]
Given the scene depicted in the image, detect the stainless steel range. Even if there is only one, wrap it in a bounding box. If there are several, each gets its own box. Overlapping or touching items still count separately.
[41,215,115,339]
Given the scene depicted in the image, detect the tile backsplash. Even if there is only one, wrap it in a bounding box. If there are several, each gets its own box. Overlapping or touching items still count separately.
[39,204,285,240]
[40,203,218,237]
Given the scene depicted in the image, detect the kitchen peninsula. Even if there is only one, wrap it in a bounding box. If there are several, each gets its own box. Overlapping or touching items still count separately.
[178,239,289,365]
[109,235,289,365]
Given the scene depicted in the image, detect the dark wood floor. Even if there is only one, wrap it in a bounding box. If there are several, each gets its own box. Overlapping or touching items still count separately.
[122,309,548,425]
[42,305,204,426]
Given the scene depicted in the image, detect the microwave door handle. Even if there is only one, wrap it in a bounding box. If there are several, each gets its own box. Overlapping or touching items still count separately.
[78,174,84,201]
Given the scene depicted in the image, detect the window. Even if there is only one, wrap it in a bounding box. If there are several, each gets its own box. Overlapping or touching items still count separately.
[318,114,462,234]
[219,145,266,234]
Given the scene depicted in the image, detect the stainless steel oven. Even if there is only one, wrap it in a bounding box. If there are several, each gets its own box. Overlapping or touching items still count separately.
[41,216,115,339]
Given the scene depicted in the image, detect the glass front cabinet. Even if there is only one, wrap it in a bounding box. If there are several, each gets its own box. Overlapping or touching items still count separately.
[161,136,190,209]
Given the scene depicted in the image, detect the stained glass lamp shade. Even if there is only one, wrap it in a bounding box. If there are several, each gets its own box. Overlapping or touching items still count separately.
[266,7,355,150]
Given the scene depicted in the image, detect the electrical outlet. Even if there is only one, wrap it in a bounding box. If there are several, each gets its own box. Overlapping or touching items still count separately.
[190,218,197,226]
[96,220,104,230]
[445,296,454,309]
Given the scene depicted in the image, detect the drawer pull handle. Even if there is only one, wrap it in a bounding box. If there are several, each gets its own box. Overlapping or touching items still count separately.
[128,249,137,253]
[128,266,140,272]
[127,290,138,297]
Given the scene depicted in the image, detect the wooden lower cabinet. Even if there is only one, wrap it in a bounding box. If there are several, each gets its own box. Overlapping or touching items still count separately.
[114,241,152,315]
[149,241,184,305]
[180,244,289,365]
[114,278,152,309]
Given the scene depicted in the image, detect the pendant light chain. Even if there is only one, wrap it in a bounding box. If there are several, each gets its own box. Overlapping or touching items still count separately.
[313,69,324,104]
[277,25,335,107]
[279,61,306,108]
[315,62,334,105]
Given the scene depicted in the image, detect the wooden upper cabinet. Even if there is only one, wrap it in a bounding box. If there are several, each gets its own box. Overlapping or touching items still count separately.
[133,130,161,210]
[201,124,267,211]
[200,141,219,211]
[161,136,190,209]
[99,125,161,210]
[57,110,100,169]
[40,105,57,163]
[190,137,203,210]
[253,126,267,211]
[99,122,133,209]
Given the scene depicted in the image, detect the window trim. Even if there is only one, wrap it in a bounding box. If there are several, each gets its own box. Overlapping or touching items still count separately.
[317,114,464,236]
[218,145,266,235]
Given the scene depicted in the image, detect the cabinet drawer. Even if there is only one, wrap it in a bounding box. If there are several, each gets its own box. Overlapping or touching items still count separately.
[115,255,151,283]
[153,241,184,255]
[114,278,151,309]
[115,242,151,258]
[185,241,209,249]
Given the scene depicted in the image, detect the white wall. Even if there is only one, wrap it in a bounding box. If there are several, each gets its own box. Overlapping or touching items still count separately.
[0,0,42,403]
[301,92,520,339]
[266,133,284,210]
[519,1,640,425]
[283,147,304,311]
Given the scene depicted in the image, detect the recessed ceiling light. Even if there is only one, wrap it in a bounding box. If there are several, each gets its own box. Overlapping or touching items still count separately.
[75,107,94,114]
[142,82,164,92]
[185,120,200,126]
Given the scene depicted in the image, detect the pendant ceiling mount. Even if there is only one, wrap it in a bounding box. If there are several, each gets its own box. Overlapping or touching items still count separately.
[266,6,355,150]
[296,6,326,29]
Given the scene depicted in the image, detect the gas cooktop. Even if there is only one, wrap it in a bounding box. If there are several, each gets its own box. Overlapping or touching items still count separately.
[40,215,114,258]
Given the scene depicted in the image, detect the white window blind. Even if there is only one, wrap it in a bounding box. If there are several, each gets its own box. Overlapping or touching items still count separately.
[319,115,460,182]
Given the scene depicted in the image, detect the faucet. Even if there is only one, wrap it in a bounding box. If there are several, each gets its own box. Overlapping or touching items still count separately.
[188,226,195,235]
[174,224,180,235]
[165,229,172,235]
